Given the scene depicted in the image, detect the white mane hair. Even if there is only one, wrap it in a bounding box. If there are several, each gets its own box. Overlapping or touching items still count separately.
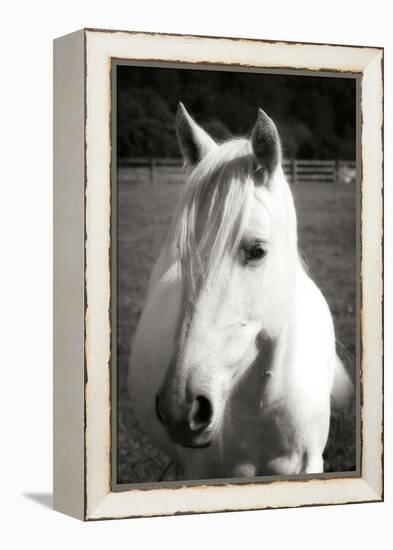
[167,138,267,301]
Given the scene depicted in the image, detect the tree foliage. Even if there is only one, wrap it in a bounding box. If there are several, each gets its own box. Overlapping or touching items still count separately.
[117,66,356,160]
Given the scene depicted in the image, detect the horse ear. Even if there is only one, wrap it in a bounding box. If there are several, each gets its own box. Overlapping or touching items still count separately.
[251,109,281,177]
[176,102,217,166]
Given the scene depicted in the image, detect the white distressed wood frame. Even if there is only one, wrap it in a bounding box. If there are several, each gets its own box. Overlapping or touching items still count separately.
[53,28,383,521]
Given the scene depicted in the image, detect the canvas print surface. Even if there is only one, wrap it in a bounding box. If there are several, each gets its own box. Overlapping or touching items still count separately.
[114,64,358,486]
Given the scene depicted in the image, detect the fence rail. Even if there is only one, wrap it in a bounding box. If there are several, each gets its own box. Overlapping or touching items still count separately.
[118,158,356,185]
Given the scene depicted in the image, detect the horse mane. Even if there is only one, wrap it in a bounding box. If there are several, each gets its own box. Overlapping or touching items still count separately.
[166,138,261,301]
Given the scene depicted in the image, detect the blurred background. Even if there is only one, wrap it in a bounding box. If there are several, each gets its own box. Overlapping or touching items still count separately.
[117,66,356,160]
[116,65,357,484]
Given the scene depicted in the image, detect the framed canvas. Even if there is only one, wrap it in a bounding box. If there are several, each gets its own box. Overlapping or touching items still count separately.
[53,28,383,521]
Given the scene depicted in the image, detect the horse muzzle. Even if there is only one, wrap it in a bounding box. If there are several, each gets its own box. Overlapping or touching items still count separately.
[155,393,214,448]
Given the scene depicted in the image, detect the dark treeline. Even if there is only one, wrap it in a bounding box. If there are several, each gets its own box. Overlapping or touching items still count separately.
[117,65,356,160]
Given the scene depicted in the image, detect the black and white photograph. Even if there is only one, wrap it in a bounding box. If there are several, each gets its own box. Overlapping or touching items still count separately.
[2,0,388,540]
[115,64,358,486]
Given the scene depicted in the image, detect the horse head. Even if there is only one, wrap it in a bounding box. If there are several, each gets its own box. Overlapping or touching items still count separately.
[155,104,298,449]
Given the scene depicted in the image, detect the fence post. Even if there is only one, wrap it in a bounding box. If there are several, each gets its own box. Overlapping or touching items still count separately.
[292,159,297,185]
[149,158,155,185]
[335,160,340,184]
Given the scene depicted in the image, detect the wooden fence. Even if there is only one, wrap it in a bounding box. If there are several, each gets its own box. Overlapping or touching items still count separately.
[118,158,356,185]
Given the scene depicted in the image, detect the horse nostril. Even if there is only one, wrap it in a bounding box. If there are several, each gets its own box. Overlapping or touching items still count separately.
[189,395,213,431]
[155,394,167,425]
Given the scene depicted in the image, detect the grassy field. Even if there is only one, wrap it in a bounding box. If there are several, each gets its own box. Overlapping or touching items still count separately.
[117,174,357,484]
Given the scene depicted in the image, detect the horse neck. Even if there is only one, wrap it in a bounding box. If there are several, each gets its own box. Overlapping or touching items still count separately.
[259,169,304,374]
[261,261,307,394]
[263,168,300,324]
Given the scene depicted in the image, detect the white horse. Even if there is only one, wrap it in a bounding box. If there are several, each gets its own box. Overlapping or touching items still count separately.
[128,103,352,480]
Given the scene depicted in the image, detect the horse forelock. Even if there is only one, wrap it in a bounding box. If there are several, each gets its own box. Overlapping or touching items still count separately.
[167,139,261,301]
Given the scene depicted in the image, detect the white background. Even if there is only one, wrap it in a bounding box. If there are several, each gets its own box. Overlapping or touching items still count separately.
[1,1,391,548]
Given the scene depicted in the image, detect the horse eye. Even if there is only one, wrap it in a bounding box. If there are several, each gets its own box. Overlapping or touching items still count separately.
[242,242,267,265]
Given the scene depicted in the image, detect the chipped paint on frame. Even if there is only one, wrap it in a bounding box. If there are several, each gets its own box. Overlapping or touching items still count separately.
[82,28,383,521]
